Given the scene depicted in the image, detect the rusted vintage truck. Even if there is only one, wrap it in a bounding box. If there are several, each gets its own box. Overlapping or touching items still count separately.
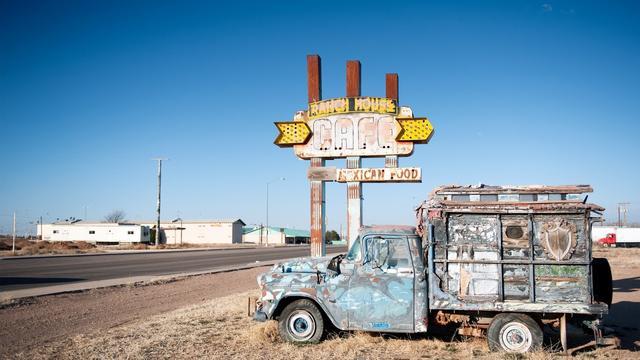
[252,185,615,353]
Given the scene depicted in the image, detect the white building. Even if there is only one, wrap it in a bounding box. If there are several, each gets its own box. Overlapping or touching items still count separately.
[242,226,310,245]
[38,220,150,244]
[138,219,245,245]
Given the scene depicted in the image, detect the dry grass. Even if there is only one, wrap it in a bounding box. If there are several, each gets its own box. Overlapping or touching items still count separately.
[15,289,632,360]
[594,247,640,270]
[107,243,260,251]
[0,239,100,256]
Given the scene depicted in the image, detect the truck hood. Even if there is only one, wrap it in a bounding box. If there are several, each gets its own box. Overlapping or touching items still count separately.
[258,255,335,293]
[273,255,333,273]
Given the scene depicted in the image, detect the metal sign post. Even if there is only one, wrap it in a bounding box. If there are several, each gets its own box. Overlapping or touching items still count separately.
[275,55,435,257]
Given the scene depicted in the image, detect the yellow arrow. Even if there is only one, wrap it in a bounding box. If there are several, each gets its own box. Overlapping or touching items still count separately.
[395,117,434,143]
[274,122,312,147]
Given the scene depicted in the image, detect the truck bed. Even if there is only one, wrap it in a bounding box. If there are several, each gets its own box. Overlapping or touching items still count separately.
[418,185,608,315]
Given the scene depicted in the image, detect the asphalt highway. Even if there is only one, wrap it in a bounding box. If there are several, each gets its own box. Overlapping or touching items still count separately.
[0,245,347,291]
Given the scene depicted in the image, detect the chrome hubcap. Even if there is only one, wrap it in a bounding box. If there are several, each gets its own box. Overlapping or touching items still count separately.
[500,322,532,353]
[287,310,315,340]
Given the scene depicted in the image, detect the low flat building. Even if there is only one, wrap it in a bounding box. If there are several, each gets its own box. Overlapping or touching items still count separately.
[138,219,245,245]
[38,220,150,244]
[242,226,310,245]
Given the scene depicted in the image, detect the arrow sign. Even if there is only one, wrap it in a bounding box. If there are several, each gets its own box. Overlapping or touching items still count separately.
[274,122,312,147]
[395,118,434,143]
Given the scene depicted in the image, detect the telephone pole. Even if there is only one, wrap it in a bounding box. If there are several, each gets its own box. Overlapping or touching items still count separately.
[617,202,631,227]
[152,158,168,246]
[12,212,16,254]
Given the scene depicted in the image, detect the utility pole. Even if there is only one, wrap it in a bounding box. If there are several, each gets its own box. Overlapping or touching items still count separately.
[12,212,16,254]
[152,158,168,246]
[618,202,631,227]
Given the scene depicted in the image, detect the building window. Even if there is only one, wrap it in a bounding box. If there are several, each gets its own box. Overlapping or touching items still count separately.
[89,230,95,234]
[53,230,59,234]
[128,231,134,235]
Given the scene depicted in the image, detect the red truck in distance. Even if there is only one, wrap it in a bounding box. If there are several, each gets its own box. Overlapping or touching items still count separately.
[598,234,617,247]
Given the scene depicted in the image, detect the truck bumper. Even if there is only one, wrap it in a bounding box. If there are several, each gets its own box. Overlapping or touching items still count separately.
[253,310,268,322]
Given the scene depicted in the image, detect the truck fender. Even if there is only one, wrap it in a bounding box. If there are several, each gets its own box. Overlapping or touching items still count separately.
[271,294,343,330]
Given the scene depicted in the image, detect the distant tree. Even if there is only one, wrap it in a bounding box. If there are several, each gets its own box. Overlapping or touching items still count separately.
[104,210,127,223]
[325,230,340,242]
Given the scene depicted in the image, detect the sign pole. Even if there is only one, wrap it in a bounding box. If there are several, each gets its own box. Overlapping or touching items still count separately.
[308,55,326,257]
[345,61,362,250]
[385,74,400,170]
[346,157,362,250]
[310,157,326,257]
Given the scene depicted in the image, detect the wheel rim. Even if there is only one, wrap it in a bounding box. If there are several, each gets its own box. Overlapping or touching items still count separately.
[499,321,533,353]
[287,310,315,341]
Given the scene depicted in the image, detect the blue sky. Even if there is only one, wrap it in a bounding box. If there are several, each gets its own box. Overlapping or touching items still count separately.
[1,0,639,235]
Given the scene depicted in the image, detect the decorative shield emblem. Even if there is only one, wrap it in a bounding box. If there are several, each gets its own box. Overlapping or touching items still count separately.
[540,219,577,261]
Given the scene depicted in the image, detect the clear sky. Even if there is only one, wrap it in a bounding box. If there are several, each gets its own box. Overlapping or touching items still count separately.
[1,0,639,235]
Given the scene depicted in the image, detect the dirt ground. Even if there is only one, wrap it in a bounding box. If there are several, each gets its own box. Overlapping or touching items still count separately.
[0,267,270,358]
[2,248,639,359]
[594,247,640,350]
[0,238,101,256]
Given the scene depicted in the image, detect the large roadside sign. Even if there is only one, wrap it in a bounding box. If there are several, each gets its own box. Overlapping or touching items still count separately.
[274,55,435,257]
[275,98,433,159]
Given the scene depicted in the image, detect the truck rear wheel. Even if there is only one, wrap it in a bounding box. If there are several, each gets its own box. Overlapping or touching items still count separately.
[487,313,543,353]
[278,299,324,344]
[592,258,613,306]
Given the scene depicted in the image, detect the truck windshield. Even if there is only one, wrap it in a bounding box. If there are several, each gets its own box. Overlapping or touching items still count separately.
[346,237,361,261]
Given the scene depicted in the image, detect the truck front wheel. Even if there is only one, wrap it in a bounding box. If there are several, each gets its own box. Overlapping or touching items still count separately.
[278,299,325,344]
[487,313,543,353]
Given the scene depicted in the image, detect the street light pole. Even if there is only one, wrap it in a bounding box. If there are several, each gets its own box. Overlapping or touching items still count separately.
[266,177,285,246]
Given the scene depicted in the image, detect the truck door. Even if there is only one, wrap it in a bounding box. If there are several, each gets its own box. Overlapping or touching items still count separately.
[347,235,415,331]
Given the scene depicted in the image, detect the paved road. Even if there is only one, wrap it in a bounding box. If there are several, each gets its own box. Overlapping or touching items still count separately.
[0,246,347,291]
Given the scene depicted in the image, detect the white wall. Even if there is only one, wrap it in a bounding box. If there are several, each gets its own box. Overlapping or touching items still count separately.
[243,228,286,245]
[39,223,149,243]
[142,221,242,244]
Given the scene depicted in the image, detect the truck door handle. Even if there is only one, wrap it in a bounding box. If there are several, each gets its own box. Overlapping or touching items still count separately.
[398,269,414,274]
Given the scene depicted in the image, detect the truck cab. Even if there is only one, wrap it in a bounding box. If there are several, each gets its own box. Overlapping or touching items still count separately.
[253,185,615,353]
[255,226,427,338]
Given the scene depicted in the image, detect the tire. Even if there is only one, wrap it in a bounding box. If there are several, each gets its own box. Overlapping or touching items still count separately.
[487,313,543,353]
[278,299,325,344]
[592,258,613,306]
